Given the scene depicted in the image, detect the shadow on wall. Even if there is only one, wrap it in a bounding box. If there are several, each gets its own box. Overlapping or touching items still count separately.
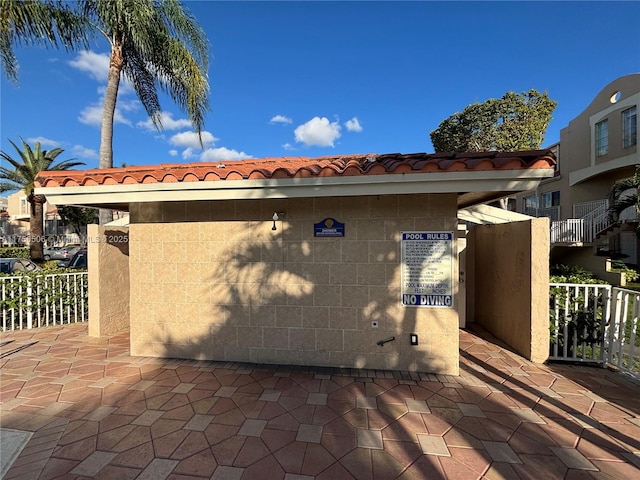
[150,214,449,373]
[103,229,129,256]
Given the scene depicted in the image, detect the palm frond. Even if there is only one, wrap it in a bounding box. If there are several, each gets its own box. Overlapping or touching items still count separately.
[92,0,210,133]
[609,195,638,222]
[0,180,21,193]
[608,168,640,223]
[0,138,84,195]
[50,160,85,171]
[0,0,91,82]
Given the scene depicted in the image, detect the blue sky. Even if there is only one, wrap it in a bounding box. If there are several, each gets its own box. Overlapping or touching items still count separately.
[1,1,639,171]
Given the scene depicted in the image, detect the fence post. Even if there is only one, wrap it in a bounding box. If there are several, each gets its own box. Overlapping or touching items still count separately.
[26,275,33,329]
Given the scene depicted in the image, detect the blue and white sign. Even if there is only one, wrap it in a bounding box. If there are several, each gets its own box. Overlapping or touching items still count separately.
[401,231,454,308]
[314,218,345,237]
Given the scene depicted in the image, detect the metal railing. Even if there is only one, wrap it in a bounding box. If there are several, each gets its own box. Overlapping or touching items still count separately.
[551,198,639,245]
[550,219,587,244]
[551,200,612,244]
[1,272,88,331]
[573,199,608,218]
[550,283,640,381]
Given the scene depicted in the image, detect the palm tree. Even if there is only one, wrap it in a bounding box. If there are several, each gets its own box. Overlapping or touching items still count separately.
[0,138,85,261]
[77,0,210,223]
[0,0,91,83]
[608,167,640,236]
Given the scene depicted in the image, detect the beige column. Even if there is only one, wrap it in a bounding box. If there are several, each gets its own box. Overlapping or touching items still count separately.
[87,224,130,336]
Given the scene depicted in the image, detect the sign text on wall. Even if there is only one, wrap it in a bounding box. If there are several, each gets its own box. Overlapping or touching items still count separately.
[401,231,454,307]
[314,218,345,237]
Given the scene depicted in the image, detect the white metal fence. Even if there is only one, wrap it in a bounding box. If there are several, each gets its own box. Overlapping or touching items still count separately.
[550,204,611,244]
[550,283,640,380]
[1,272,88,331]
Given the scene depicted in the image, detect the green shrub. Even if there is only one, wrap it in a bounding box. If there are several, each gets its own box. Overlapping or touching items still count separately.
[549,282,607,356]
[550,264,608,284]
[610,260,639,283]
[0,270,88,328]
[0,247,29,259]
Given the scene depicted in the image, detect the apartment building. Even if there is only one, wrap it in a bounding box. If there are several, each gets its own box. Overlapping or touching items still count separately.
[514,73,639,270]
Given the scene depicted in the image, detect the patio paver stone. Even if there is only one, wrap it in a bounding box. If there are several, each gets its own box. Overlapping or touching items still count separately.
[2,323,640,480]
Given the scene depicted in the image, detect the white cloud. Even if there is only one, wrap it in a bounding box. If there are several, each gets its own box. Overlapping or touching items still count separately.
[23,137,96,162]
[69,50,134,100]
[200,147,252,162]
[345,117,363,132]
[78,103,132,127]
[26,136,60,148]
[270,115,292,125]
[181,147,196,160]
[282,143,294,151]
[137,112,193,132]
[117,99,139,112]
[294,117,341,147]
[70,145,98,160]
[68,50,109,81]
[166,131,249,162]
[169,131,218,149]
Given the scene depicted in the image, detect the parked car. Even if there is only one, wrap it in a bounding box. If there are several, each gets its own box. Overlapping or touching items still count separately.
[61,249,87,270]
[45,244,83,261]
[44,246,64,261]
[0,257,42,274]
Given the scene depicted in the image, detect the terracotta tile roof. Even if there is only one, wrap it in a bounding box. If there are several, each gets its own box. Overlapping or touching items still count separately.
[36,150,556,188]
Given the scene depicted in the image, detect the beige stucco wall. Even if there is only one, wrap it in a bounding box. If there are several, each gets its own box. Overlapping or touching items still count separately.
[128,194,461,374]
[468,217,550,363]
[87,224,130,337]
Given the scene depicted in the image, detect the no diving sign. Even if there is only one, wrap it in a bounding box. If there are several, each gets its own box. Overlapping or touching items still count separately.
[401,231,454,308]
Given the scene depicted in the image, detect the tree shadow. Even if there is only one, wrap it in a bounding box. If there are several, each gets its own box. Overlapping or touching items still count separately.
[123,197,640,477]
[459,328,640,457]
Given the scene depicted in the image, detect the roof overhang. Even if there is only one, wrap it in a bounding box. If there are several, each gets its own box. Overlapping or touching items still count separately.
[36,168,554,212]
[458,204,534,225]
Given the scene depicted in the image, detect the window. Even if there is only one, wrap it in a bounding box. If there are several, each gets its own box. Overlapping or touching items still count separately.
[19,197,28,215]
[596,119,608,156]
[541,191,560,208]
[623,106,637,149]
[524,195,538,210]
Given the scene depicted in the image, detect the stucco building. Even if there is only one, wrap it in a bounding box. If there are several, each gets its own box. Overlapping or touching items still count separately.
[36,151,555,375]
[514,73,639,275]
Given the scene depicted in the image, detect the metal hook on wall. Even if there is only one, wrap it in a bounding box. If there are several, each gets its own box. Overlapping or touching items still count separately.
[271,212,285,231]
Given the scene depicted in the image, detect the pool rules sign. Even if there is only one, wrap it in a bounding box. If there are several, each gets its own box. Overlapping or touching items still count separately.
[401,231,454,307]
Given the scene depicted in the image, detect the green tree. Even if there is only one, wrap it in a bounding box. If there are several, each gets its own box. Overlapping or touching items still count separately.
[0,139,85,261]
[430,89,557,153]
[0,0,90,82]
[77,0,210,223]
[608,167,640,236]
[58,205,98,236]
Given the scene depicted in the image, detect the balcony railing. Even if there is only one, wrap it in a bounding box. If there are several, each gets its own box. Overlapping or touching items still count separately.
[549,199,639,245]
[550,200,610,244]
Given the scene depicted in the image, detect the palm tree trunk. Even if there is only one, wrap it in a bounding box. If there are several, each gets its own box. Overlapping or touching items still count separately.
[98,41,124,225]
[29,194,46,262]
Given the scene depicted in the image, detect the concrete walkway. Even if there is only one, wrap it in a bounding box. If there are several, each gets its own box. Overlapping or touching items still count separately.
[1,324,639,479]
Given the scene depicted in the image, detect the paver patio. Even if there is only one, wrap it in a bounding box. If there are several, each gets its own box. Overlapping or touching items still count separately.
[1,323,639,479]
